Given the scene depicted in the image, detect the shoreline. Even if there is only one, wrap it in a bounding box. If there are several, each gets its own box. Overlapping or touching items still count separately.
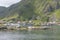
[0,26,51,31]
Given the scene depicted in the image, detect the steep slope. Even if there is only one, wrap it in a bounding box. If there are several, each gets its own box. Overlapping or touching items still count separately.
[33,0,60,22]
[0,6,7,18]
[3,0,35,21]
[3,0,60,22]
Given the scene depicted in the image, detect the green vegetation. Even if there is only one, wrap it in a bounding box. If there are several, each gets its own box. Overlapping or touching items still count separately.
[0,0,60,24]
[54,9,60,21]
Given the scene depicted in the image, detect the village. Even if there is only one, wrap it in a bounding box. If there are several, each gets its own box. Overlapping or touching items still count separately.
[0,20,33,30]
[0,20,59,30]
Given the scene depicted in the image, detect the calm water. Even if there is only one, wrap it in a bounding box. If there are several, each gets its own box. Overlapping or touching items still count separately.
[0,26,60,40]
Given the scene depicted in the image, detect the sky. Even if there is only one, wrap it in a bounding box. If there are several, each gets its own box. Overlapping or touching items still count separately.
[0,0,21,7]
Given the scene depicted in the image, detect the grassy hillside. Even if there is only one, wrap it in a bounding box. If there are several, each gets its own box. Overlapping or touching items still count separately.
[54,9,60,21]
[1,0,60,22]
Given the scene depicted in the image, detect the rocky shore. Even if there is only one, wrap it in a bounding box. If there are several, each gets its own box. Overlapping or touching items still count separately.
[0,26,51,31]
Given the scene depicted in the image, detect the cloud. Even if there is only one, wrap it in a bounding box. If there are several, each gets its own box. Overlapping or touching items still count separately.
[0,0,21,7]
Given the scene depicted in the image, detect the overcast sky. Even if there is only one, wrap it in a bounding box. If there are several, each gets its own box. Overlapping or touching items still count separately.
[0,0,21,7]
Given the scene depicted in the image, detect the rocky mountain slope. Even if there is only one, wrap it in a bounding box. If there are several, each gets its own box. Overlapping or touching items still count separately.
[1,0,60,22]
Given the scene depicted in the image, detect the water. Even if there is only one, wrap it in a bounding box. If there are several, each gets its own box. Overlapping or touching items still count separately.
[0,25,60,40]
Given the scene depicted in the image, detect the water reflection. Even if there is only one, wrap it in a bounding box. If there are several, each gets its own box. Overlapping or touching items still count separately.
[0,26,60,40]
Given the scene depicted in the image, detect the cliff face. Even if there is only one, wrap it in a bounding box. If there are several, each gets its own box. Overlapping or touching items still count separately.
[32,0,60,22]
[1,0,60,22]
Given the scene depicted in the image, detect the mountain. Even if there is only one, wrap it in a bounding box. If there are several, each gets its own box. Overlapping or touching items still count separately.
[0,6,7,18]
[1,0,60,22]
[0,6,6,12]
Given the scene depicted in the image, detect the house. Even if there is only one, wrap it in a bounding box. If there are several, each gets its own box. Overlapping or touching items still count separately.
[3,22,21,29]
